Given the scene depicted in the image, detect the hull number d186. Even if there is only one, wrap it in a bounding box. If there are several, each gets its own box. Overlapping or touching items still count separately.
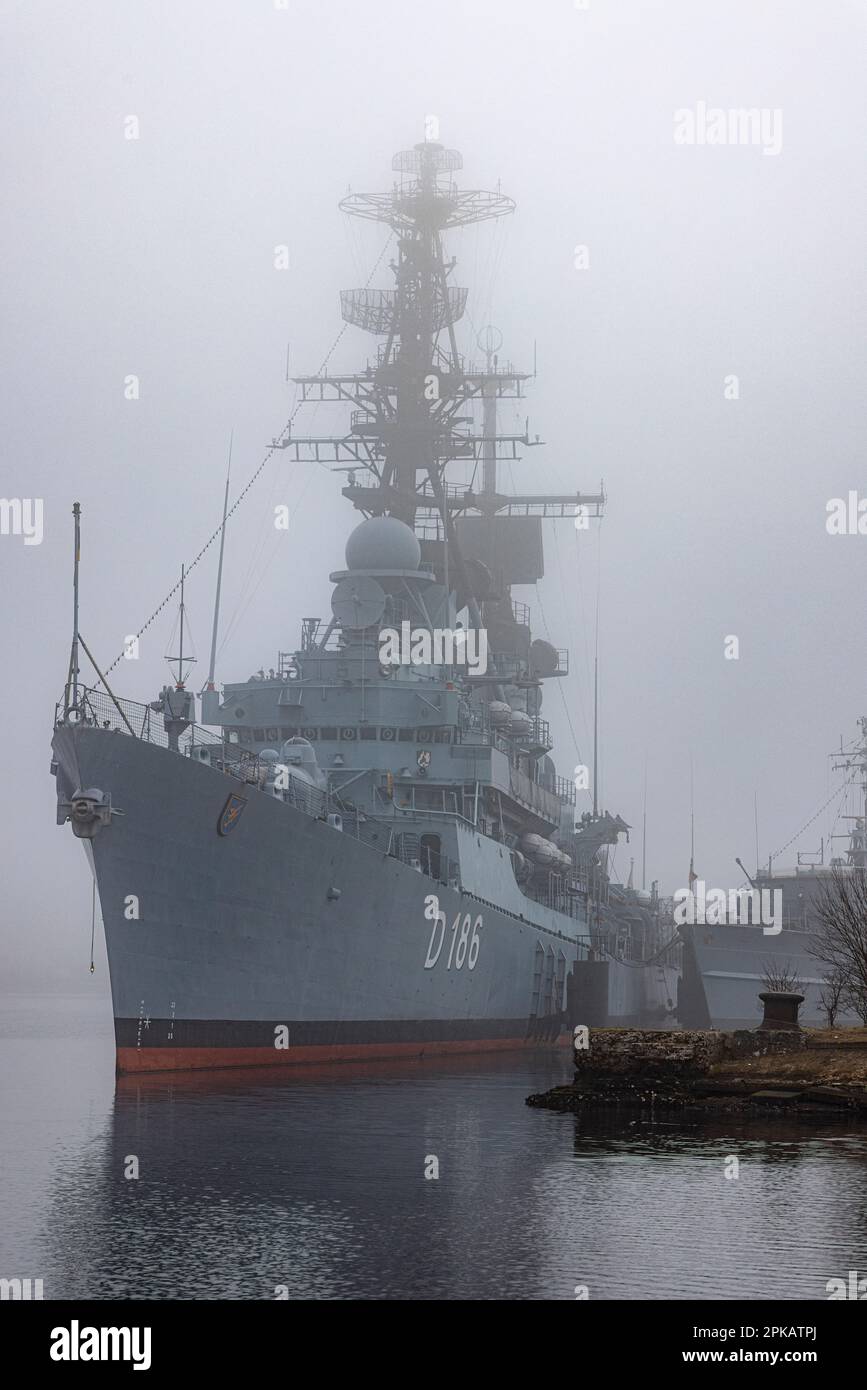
[423,895,481,970]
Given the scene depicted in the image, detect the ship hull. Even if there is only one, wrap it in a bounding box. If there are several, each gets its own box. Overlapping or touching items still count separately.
[54,724,591,1073]
[677,921,852,1029]
[568,955,678,1029]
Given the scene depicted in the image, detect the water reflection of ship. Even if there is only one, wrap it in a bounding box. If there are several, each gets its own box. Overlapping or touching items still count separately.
[40,1059,867,1300]
[44,1056,571,1300]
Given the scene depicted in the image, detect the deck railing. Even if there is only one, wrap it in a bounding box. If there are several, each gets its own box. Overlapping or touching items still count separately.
[55,686,262,782]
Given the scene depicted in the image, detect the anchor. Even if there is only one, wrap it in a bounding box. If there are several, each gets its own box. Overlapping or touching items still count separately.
[59,787,124,840]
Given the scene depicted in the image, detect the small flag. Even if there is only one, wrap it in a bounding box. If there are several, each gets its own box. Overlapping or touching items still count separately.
[688,856,698,891]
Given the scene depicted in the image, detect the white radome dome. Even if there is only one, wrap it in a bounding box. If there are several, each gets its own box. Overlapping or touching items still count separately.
[345,516,421,572]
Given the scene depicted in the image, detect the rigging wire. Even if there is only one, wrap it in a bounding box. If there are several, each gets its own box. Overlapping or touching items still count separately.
[730,729,863,892]
[825,782,852,859]
[216,441,297,654]
[220,371,337,649]
[218,464,321,659]
[768,772,857,867]
[97,232,395,687]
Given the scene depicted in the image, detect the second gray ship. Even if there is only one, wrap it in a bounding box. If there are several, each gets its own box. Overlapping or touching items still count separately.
[678,721,867,1029]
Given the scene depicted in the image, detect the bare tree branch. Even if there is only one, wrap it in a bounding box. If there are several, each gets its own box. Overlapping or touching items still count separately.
[818,962,847,1028]
[809,868,867,1023]
[761,960,804,995]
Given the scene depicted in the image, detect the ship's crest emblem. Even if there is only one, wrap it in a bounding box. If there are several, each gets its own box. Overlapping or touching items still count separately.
[218,793,247,836]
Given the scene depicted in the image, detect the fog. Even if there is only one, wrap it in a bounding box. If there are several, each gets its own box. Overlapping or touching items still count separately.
[2,0,866,989]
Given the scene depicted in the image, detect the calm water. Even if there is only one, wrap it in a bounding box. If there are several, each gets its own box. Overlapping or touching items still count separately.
[3,993,867,1300]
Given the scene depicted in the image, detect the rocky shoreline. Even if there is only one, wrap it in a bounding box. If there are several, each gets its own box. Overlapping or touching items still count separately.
[526,1027,867,1119]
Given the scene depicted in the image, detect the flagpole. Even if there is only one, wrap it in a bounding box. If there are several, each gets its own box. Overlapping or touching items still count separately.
[689,754,696,896]
[641,755,647,892]
[206,431,232,692]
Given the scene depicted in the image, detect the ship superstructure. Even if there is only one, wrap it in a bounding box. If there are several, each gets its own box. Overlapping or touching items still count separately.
[52,139,679,1072]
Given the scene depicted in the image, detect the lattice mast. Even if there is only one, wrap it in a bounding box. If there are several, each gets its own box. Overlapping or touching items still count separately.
[281,138,605,537]
[831,718,867,870]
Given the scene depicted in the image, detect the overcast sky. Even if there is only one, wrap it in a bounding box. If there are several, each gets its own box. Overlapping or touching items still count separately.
[2,0,866,989]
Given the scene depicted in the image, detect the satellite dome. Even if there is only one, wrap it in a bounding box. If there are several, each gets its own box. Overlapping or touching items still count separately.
[345,516,421,572]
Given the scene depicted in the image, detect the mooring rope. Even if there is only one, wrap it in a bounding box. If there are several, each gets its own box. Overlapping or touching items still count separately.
[89,876,96,975]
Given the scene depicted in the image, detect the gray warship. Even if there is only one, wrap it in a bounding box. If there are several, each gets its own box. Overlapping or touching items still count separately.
[51,138,680,1073]
[677,720,867,1029]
